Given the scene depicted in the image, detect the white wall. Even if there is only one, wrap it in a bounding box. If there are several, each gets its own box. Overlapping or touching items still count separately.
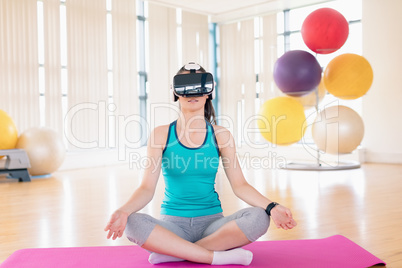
[362,0,402,163]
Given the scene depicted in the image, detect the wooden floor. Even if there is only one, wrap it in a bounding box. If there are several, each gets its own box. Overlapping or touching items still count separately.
[1,162,401,266]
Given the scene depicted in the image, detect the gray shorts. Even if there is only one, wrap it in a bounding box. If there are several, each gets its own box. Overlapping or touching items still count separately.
[125,207,270,246]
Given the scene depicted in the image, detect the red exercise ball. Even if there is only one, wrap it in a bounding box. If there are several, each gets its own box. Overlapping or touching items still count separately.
[301,8,349,54]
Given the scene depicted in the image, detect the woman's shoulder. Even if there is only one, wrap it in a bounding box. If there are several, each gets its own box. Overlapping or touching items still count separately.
[212,124,235,148]
[153,124,170,134]
[211,124,228,134]
[149,124,171,148]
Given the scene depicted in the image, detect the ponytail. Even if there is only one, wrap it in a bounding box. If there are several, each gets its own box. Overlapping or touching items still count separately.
[204,99,216,125]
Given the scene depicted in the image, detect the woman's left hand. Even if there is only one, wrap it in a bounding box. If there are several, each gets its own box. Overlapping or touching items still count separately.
[270,205,297,230]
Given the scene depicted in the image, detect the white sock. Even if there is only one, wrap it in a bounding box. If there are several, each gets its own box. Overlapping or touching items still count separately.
[148,252,184,264]
[211,248,253,266]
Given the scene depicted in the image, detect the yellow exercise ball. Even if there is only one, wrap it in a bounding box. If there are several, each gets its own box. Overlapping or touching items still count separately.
[16,127,66,176]
[257,97,307,145]
[312,105,364,154]
[0,109,18,152]
[292,78,327,109]
[324,53,373,100]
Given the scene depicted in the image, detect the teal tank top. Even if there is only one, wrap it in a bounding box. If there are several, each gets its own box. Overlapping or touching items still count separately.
[160,120,222,217]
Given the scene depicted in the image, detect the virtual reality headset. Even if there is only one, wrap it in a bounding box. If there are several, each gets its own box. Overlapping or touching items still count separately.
[172,63,215,101]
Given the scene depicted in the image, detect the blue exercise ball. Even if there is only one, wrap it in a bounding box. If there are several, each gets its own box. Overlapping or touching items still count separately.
[274,50,322,96]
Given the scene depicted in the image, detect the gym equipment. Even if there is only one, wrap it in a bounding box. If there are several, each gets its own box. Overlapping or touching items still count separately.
[0,109,18,152]
[0,149,31,182]
[324,53,373,99]
[16,127,66,176]
[312,105,364,154]
[0,235,385,268]
[273,50,322,96]
[301,8,349,54]
[257,97,306,145]
[283,10,366,171]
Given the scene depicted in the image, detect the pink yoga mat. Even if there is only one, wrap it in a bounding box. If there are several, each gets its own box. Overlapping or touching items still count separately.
[1,235,385,268]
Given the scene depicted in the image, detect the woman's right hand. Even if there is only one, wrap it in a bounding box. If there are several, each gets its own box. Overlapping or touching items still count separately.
[104,209,129,240]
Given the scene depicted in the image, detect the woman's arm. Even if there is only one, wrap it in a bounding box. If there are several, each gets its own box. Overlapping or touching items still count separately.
[215,126,270,208]
[104,125,167,239]
[118,126,166,215]
[215,126,297,230]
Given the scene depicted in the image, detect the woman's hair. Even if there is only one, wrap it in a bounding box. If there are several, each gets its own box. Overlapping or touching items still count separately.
[176,64,216,125]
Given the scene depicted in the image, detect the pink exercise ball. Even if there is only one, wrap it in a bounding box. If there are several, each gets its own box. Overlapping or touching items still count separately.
[16,127,66,176]
[312,106,364,154]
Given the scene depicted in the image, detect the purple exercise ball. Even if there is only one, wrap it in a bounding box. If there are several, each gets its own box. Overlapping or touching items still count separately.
[274,50,322,96]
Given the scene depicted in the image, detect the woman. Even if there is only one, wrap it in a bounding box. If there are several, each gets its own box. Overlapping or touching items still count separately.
[104,63,297,265]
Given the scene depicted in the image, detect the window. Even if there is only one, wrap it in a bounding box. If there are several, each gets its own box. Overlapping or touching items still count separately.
[35,0,148,149]
[37,1,45,126]
[137,0,148,146]
[209,22,220,116]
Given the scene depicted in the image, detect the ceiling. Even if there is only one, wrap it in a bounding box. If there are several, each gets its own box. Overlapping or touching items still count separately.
[146,0,334,23]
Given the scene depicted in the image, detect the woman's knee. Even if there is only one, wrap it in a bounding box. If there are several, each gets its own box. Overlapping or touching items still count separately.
[125,213,156,246]
[236,207,270,242]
